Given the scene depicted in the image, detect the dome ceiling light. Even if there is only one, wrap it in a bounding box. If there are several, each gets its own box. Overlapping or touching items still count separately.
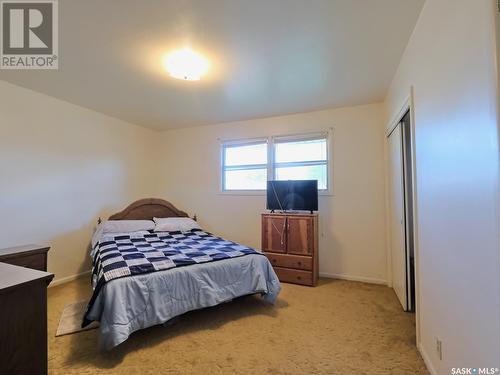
[163,48,210,81]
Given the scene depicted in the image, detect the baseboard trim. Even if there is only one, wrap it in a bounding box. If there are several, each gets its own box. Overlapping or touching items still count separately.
[319,272,387,285]
[49,270,91,288]
[418,342,438,375]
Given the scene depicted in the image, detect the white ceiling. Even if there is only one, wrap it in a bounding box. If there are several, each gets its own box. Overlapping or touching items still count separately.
[0,0,424,130]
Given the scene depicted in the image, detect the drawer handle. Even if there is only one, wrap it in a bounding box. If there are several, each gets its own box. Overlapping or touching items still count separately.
[297,276,301,280]
[297,261,302,266]
[272,259,277,263]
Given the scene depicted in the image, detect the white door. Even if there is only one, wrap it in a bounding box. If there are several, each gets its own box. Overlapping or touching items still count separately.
[388,124,407,310]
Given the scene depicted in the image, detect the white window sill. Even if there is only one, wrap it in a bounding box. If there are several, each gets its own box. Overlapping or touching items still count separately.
[218,190,266,196]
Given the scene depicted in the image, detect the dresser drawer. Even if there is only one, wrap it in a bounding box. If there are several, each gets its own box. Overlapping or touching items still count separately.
[265,253,312,271]
[273,267,313,286]
[1,253,46,272]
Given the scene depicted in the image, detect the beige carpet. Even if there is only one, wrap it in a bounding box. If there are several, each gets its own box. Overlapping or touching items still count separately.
[55,300,99,337]
[48,277,428,374]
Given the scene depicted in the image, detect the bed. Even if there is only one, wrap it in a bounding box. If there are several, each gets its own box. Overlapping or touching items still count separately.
[82,198,281,350]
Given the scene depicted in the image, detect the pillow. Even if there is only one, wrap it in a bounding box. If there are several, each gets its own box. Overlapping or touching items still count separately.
[153,217,201,232]
[102,220,155,234]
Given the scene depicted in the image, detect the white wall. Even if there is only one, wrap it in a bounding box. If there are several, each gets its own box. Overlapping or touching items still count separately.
[0,81,157,283]
[0,81,388,286]
[386,0,500,372]
[156,103,388,283]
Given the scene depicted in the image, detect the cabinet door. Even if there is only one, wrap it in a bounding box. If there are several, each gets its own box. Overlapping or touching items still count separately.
[287,216,313,255]
[262,215,287,253]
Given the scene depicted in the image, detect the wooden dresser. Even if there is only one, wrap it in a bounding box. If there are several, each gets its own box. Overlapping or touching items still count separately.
[0,262,54,375]
[262,213,318,286]
[0,244,50,271]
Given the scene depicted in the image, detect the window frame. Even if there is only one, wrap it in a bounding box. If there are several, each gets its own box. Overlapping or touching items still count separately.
[220,131,333,196]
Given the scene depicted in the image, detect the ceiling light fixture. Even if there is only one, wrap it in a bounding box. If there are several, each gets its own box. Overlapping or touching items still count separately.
[163,48,209,81]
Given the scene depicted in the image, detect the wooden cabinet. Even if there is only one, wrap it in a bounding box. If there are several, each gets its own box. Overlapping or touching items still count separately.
[0,245,52,375]
[262,213,318,286]
[0,262,53,375]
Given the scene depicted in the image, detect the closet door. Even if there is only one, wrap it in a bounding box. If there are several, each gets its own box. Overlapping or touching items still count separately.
[388,124,408,310]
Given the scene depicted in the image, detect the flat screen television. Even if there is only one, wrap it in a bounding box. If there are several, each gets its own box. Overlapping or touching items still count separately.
[267,180,318,213]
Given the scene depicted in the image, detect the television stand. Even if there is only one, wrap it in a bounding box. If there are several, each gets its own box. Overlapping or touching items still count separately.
[261,212,318,286]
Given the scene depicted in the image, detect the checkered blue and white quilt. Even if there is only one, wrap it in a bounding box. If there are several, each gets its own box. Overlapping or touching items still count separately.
[83,229,261,327]
[91,229,260,284]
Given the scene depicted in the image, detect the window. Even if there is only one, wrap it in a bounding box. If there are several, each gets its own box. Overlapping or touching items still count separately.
[221,133,329,192]
[274,137,328,190]
[222,141,268,190]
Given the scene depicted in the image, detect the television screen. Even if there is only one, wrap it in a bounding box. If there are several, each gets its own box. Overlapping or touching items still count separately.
[266,180,318,212]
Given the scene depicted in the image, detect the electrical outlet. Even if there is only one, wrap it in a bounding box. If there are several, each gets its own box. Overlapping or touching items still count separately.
[436,338,443,360]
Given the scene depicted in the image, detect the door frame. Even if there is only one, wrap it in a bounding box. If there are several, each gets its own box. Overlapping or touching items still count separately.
[384,87,421,344]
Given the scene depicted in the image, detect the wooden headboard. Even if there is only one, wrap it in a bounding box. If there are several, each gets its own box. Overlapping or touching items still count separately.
[108,198,189,221]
